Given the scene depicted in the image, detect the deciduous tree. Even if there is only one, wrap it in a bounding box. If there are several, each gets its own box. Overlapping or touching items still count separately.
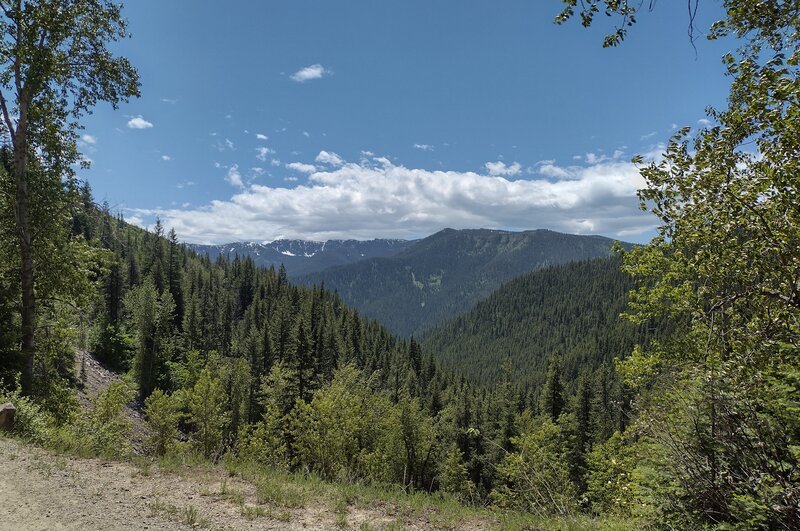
[0,0,139,395]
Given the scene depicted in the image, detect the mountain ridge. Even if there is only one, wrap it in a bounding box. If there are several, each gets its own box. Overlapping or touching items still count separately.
[187,238,414,277]
[296,228,630,336]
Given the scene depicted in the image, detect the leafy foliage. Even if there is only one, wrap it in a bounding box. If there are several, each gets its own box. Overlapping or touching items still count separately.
[560,0,800,527]
[0,0,139,395]
[144,389,181,456]
[491,418,576,517]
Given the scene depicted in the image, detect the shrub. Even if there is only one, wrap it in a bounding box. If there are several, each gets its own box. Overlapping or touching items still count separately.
[144,389,181,456]
[188,369,227,459]
[0,375,52,443]
[90,321,134,371]
[491,418,576,517]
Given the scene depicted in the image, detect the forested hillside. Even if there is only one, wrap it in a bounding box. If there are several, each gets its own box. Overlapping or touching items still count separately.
[1,196,628,508]
[298,228,624,336]
[422,258,654,388]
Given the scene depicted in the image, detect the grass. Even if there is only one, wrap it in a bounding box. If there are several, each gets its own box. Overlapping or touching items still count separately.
[334,495,350,528]
[219,456,527,530]
[147,498,211,528]
[255,475,308,508]
[220,456,644,530]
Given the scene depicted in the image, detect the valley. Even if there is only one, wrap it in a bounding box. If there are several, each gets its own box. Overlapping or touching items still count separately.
[296,228,627,337]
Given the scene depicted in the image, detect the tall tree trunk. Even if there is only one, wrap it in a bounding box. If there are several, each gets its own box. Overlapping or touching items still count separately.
[13,126,35,396]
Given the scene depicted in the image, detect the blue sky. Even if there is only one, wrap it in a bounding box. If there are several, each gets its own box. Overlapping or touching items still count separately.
[78,1,733,244]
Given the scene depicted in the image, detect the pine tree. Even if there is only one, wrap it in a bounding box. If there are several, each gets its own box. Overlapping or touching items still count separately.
[167,228,185,328]
[540,359,564,422]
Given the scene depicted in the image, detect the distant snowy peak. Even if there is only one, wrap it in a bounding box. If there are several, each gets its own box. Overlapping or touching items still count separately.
[187,238,415,277]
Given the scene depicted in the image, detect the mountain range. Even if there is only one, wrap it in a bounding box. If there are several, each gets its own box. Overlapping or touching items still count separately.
[188,238,414,277]
[296,228,628,336]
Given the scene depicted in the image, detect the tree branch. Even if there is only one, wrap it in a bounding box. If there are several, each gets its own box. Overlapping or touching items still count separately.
[0,88,15,145]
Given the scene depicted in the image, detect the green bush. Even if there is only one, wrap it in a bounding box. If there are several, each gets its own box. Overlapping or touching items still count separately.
[491,418,577,517]
[438,444,477,504]
[0,375,52,443]
[90,321,134,371]
[144,389,181,456]
[67,380,134,458]
[188,369,227,459]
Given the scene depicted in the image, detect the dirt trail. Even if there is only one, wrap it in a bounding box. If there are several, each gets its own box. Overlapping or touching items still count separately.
[0,436,403,530]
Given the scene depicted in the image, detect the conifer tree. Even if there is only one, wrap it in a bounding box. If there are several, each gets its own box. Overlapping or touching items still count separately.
[540,359,564,422]
[167,228,184,328]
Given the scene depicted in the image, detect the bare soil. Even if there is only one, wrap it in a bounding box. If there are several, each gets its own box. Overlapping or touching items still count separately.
[0,436,409,530]
[74,350,150,453]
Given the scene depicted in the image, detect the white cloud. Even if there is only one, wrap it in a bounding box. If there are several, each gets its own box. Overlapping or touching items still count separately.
[161,98,178,105]
[256,133,268,141]
[698,118,712,126]
[585,152,612,164]
[256,147,272,161]
[286,162,317,173]
[270,159,282,167]
[290,64,330,82]
[485,161,522,176]
[213,138,235,152]
[161,155,171,161]
[537,163,572,179]
[127,215,145,227]
[127,116,153,129]
[81,134,97,145]
[315,150,344,166]
[226,165,244,188]
[302,131,310,138]
[413,143,434,151]
[135,156,655,244]
[640,131,657,141]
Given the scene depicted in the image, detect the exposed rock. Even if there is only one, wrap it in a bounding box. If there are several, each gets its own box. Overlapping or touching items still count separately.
[0,402,16,431]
